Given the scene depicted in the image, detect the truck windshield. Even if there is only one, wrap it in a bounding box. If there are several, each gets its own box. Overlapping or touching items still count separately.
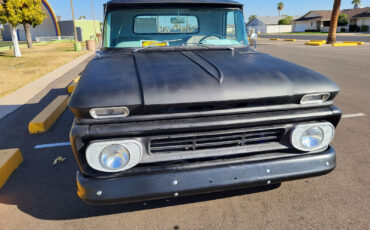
[104,8,248,48]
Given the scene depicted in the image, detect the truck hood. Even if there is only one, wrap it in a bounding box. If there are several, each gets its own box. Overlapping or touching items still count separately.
[69,49,340,116]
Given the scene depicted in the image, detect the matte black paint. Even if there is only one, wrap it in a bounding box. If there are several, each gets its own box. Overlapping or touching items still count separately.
[68,0,342,205]
[77,147,336,205]
[69,49,340,119]
[70,105,341,177]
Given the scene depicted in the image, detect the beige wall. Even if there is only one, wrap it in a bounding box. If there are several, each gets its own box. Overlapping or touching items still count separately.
[356,17,370,29]
[247,25,293,34]
[320,26,348,32]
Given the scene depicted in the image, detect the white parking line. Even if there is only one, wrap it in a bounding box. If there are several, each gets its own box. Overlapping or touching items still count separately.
[342,113,366,118]
[34,142,71,149]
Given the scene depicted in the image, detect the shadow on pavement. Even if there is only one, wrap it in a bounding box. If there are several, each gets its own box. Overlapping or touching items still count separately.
[0,87,281,220]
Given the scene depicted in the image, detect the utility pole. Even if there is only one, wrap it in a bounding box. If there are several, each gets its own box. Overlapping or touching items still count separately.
[70,0,78,42]
[91,0,97,38]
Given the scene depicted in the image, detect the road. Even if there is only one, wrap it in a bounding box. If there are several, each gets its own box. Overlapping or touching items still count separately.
[0,43,369,229]
[261,33,370,42]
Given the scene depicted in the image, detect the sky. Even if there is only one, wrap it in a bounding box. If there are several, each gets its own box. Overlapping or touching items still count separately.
[48,0,370,22]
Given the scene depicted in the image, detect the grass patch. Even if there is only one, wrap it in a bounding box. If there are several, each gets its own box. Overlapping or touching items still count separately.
[0,41,27,48]
[0,42,88,98]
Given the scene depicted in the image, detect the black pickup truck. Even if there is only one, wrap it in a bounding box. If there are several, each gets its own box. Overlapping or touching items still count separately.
[69,0,341,205]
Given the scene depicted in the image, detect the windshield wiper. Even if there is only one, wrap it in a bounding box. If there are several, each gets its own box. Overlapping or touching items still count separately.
[132,39,183,53]
[132,46,153,53]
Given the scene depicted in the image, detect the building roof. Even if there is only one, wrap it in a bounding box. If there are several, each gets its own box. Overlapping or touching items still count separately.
[294,16,321,22]
[296,10,332,21]
[246,16,299,26]
[353,9,370,18]
[342,7,370,18]
[295,7,370,22]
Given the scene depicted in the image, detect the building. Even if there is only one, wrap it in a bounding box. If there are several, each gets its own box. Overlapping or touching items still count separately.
[246,16,298,34]
[1,0,60,41]
[59,20,101,41]
[293,7,370,32]
[353,9,370,31]
[1,0,101,42]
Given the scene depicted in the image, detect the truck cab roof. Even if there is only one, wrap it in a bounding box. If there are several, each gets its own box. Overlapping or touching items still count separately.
[105,0,243,10]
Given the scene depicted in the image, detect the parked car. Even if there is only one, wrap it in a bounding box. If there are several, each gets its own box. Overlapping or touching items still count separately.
[69,0,341,205]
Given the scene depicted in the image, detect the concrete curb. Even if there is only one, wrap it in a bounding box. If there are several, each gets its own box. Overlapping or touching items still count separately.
[305,42,324,46]
[332,43,358,46]
[67,76,81,94]
[0,148,23,188]
[28,95,69,134]
[0,52,94,120]
[343,41,364,45]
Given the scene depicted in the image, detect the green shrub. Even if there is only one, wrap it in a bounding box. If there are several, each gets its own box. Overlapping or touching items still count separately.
[337,14,348,26]
[278,19,290,25]
[340,28,346,32]
[361,25,369,32]
[278,16,294,25]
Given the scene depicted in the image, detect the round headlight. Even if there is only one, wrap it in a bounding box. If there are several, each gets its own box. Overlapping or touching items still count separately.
[291,122,335,152]
[86,140,142,172]
[300,127,324,149]
[100,144,130,170]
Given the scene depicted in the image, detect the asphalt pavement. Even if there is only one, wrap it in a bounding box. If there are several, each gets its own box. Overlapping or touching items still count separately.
[0,43,369,229]
[261,33,370,42]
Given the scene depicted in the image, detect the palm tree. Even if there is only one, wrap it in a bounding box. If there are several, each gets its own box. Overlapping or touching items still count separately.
[327,0,342,44]
[277,2,284,16]
[352,0,361,8]
[248,15,257,22]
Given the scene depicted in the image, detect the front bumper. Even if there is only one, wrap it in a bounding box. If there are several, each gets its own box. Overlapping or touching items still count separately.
[77,146,336,205]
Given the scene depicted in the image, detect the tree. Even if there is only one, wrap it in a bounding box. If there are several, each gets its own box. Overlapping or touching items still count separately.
[352,0,361,7]
[280,16,294,25]
[79,16,86,20]
[337,13,348,26]
[248,15,257,23]
[0,0,22,57]
[278,16,293,25]
[20,0,45,49]
[277,2,284,16]
[327,0,341,44]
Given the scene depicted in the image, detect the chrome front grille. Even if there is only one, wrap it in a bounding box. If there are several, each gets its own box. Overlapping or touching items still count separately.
[149,128,284,154]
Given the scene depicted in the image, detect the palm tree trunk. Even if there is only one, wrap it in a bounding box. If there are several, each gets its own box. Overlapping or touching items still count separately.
[24,23,33,49]
[327,0,342,44]
[9,25,22,57]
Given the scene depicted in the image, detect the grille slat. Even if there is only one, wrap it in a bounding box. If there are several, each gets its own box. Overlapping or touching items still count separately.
[150,128,284,154]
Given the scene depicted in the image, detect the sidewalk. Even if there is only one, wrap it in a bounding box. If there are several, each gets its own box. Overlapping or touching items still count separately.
[0,52,94,119]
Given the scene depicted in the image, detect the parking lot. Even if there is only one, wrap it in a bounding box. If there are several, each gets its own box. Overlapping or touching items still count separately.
[0,40,369,229]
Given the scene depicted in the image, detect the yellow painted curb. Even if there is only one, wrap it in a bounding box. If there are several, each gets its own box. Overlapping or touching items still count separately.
[284,39,296,42]
[28,95,69,134]
[67,75,81,94]
[343,41,364,45]
[0,148,23,188]
[305,42,323,46]
[67,83,76,94]
[310,40,326,43]
[270,38,280,40]
[332,43,358,47]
